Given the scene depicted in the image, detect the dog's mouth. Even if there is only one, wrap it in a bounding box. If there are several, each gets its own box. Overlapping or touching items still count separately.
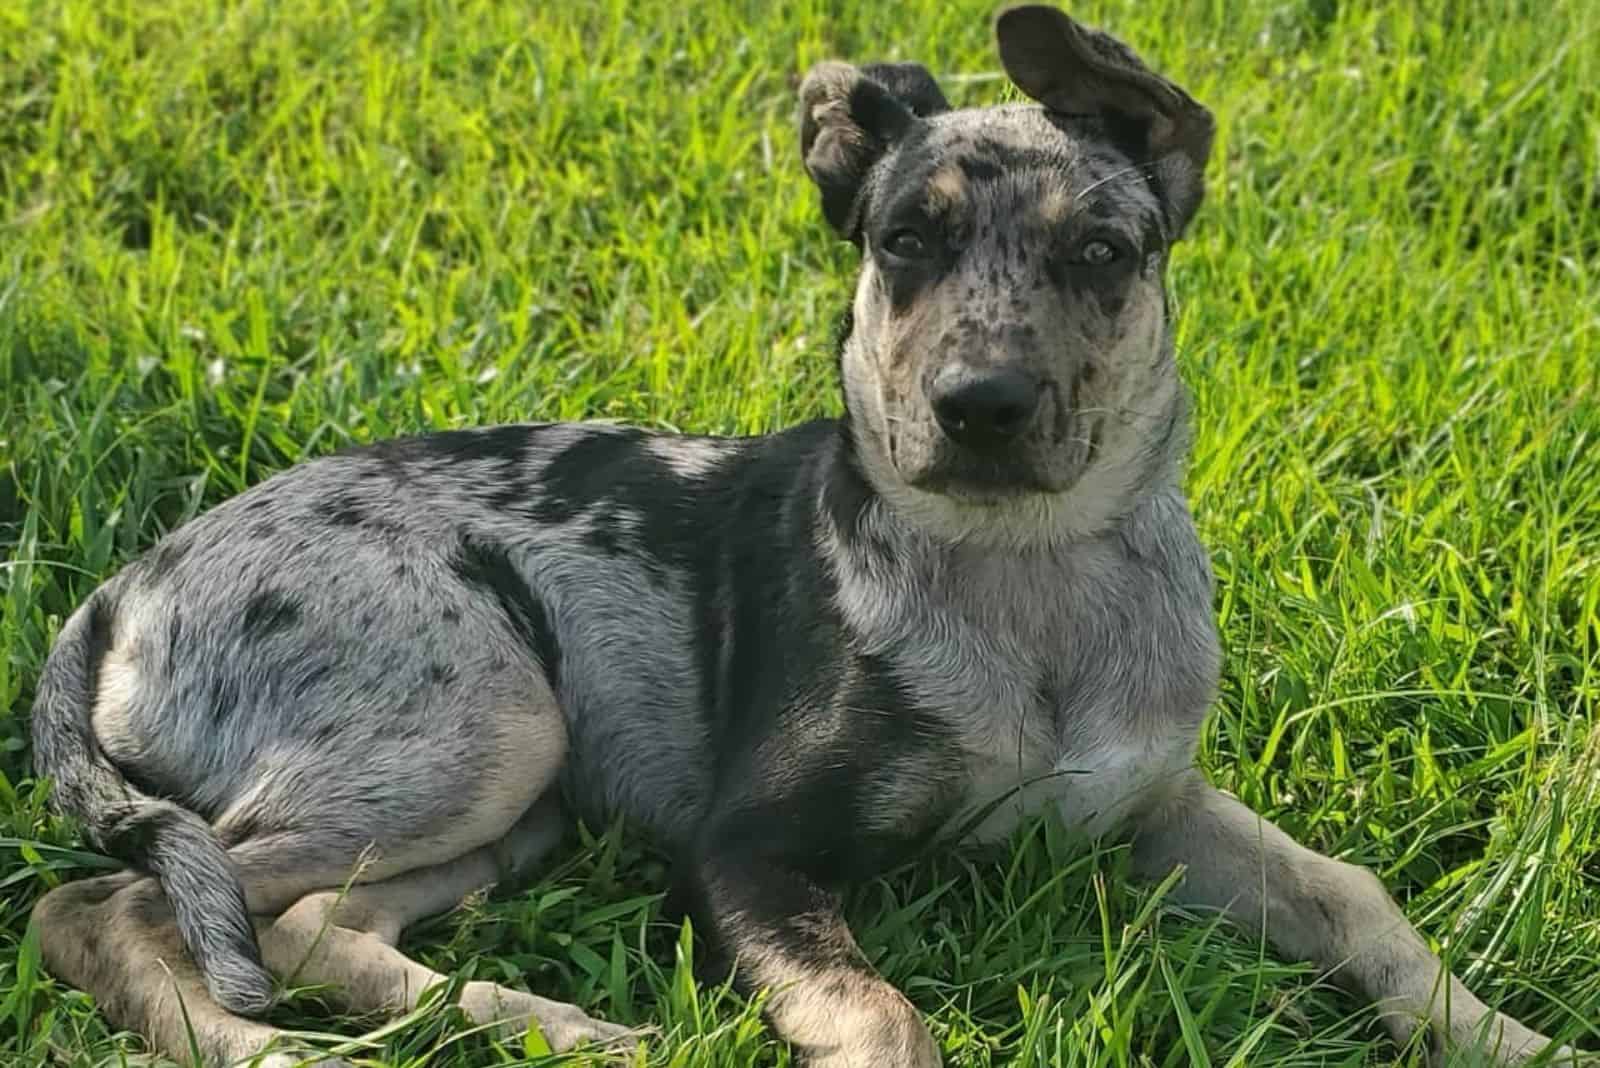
[896,386,1099,503]
[908,457,1063,501]
[902,434,1092,501]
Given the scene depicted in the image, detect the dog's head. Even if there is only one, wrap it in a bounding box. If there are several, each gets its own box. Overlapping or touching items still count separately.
[801,5,1213,545]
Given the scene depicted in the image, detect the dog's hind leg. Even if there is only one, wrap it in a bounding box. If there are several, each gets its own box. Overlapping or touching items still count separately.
[36,659,622,1065]
[31,873,342,1068]
[253,796,638,1054]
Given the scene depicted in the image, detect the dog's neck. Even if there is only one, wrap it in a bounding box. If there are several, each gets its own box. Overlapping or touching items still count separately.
[815,414,1209,736]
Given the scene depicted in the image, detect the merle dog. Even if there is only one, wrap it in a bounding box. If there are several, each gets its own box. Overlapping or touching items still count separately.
[28,6,1578,1066]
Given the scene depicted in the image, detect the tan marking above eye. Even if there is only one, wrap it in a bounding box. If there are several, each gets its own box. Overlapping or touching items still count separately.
[1037,185,1074,226]
[925,165,966,212]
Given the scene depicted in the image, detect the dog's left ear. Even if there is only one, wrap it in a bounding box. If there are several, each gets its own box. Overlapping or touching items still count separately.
[996,5,1214,237]
[800,61,950,242]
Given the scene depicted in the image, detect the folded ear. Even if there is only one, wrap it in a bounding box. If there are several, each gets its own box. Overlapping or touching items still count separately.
[857,62,951,120]
[799,61,949,241]
[996,5,1214,237]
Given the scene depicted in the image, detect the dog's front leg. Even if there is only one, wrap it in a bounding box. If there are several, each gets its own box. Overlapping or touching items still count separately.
[688,852,941,1068]
[1129,770,1574,1065]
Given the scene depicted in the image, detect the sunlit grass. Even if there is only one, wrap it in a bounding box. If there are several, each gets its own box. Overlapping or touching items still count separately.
[2,0,1597,1063]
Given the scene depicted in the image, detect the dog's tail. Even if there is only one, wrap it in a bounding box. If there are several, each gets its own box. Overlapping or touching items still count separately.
[30,591,275,1017]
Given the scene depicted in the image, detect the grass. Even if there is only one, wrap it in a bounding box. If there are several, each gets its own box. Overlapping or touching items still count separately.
[1,0,1597,1063]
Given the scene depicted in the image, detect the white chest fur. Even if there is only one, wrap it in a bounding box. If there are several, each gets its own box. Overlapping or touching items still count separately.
[822,487,1219,846]
[958,721,1197,843]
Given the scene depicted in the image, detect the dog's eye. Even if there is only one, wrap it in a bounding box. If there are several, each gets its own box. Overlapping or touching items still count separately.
[883,229,930,260]
[1077,239,1120,266]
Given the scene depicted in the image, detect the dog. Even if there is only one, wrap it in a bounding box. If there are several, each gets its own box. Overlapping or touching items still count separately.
[26,6,1580,1066]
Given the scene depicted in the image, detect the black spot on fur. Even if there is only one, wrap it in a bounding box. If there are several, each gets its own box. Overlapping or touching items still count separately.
[240,590,300,640]
[360,439,421,488]
[958,155,1004,183]
[583,510,628,557]
[326,495,366,527]
[449,535,563,686]
[165,611,183,662]
[310,718,344,744]
[416,424,538,467]
[100,806,164,862]
[291,663,332,699]
[142,537,191,583]
[206,674,241,724]
[81,593,117,698]
[530,430,738,586]
[532,430,651,525]
[355,426,553,513]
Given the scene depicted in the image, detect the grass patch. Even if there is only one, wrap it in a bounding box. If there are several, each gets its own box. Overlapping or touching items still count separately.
[3,0,1597,1064]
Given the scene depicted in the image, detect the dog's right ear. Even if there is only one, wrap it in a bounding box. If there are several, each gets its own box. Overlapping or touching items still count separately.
[799,62,949,242]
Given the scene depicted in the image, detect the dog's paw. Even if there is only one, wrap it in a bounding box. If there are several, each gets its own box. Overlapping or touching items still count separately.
[249,1051,358,1068]
[459,980,647,1055]
[538,1009,650,1056]
[791,1016,942,1068]
[1436,1010,1588,1067]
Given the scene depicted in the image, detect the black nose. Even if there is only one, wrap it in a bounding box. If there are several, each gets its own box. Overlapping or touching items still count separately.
[929,365,1042,448]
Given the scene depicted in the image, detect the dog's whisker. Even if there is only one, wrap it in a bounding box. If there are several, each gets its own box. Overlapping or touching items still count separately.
[1070,403,1170,420]
[1073,161,1162,204]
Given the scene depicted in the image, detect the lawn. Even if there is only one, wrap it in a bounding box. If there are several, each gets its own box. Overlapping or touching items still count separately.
[2,0,1597,1064]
